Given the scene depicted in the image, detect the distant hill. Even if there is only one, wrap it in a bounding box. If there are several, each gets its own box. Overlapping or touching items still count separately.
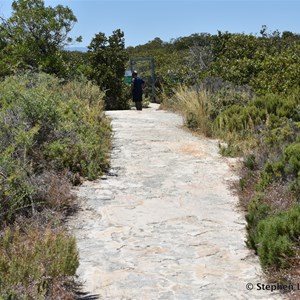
[64,46,88,52]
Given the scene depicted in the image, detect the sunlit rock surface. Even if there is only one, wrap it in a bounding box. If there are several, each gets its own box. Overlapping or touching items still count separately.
[68,104,283,300]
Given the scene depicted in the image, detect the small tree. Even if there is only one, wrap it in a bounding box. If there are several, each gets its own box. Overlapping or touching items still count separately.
[88,29,129,110]
[0,0,81,77]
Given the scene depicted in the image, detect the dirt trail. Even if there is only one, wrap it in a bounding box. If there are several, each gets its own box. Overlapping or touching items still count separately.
[68,104,282,299]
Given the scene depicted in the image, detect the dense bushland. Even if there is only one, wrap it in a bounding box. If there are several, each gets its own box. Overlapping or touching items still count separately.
[0,72,111,298]
[0,72,110,221]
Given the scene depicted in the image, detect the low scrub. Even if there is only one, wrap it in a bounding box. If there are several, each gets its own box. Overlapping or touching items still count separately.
[214,92,300,155]
[0,72,111,223]
[0,72,112,298]
[0,220,79,299]
[246,202,300,270]
[231,91,300,287]
[162,82,253,139]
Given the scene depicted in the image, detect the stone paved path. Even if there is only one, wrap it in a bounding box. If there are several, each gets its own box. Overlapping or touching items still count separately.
[68,104,283,300]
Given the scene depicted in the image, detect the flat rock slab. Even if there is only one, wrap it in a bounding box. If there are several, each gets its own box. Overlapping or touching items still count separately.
[68,104,283,299]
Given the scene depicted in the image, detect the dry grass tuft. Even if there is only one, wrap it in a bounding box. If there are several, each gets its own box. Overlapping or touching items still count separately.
[174,86,212,136]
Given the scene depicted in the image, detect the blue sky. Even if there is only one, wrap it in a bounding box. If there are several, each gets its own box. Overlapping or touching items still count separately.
[1,0,300,47]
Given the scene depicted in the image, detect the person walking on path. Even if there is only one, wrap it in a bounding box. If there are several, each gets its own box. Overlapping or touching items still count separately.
[131,70,145,111]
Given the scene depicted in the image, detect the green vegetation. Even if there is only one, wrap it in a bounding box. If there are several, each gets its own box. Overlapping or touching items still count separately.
[0,72,111,298]
[246,202,300,269]
[0,1,113,297]
[0,0,81,78]
[0,72,111,223]
[88,30,130,110]
[1,0,300,296]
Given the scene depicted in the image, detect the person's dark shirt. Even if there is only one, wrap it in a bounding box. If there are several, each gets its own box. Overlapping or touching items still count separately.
[132,77,145,101]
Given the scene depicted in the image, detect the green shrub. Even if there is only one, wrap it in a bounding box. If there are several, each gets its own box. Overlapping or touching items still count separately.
[0,72,100,298]
[255,205,300,269]
[252,93,300,120]
[213,92,300,158]
[284,143,300,176]
[218,139,244,157]
[243,154,256,170]
[254,120,300,194]
[0,147,36,223]
[258,234,294,269]
[0,72,111,222]
[209,84,252,119]
[215,104,263,135]
[256,171,273,192]
[245,196,271,251]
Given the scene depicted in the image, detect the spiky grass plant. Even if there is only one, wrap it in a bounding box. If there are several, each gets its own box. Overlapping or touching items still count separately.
[173,85,212,136]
